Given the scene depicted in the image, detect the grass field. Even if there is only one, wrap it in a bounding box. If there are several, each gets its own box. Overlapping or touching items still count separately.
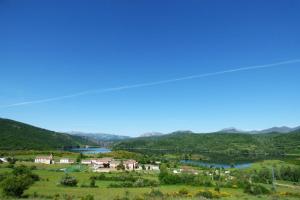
[1,156,300,200]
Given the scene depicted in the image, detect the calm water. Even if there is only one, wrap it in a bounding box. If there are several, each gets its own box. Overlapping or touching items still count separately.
[68,147,111,154]
[180,160,252,169]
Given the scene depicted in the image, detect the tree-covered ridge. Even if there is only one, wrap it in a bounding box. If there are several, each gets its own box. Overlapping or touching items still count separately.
[113,131,300,155]
[0,118,95,150]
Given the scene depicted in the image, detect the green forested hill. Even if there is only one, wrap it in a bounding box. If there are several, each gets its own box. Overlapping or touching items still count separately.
[113,131,300,155]
[0,118,95,150]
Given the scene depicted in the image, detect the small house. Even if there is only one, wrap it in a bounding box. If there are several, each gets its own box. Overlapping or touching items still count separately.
[92,157,112,168]
[123,159,138,170]
[35,154,54,164]
[59,158,75,164]
[81,160,92,165]
[144,164,160,171]
[109,160,121,169]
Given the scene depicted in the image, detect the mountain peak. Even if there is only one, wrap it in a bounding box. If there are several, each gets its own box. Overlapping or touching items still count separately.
[139,132,164,137]
[218,127,246,133]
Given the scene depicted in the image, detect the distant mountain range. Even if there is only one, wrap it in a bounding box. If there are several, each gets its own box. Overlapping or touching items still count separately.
[218,126,300,134]
[69,131,131,141]
[137,126,300,138]
[1,117,300,151]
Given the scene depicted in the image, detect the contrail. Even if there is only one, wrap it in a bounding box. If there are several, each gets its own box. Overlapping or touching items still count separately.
[1,59,299,108]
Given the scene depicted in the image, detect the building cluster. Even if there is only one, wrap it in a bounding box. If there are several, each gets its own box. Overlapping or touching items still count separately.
[34,154,74,165]
[34,155,159,172]
[81,157,139,171]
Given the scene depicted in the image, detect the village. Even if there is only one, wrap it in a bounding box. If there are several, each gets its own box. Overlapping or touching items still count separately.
[33,154,160,172]
[31,155,233,180]
[2,154,233,177]
[2,154,235,181]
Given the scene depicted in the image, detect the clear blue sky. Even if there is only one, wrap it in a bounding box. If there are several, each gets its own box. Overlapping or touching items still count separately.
[1,0,300,136]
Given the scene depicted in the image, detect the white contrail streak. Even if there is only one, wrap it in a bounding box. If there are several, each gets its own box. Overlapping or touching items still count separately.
[1,59,299,108]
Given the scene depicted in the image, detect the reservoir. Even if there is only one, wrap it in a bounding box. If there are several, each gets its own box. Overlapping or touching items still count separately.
[68,147,111,154]
[180,160,252,169]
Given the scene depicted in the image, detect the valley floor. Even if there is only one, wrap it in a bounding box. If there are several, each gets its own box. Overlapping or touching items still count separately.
[0,151,300,200]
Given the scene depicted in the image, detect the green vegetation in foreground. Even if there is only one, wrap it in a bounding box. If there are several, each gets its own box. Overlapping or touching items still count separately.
[0,150,300,200]
[113,131,300,159]
[0,118,96,150]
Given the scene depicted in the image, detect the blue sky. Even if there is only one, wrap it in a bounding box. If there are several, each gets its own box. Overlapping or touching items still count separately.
[0,0,300,136]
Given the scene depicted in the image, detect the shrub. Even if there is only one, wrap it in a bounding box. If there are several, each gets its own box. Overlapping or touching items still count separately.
[63,194,74,200]
[30,165,37,170]
[13,165,40,181]
[94,173,105,180]
[147,188,164,197]
[117,161,125,170]
[132,178,144,187]
[6,157,17,164]
[196,190,213,199]
[60,174,78,187]
[178,188,189,196]
[0,165,39,197]
[0,175,34,197]
[244,182,270,195]
[89,177,97,187]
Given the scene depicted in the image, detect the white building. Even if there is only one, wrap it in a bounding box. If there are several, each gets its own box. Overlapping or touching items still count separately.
[81,160,92,165]
[144,164,160,171]
[91,157,112,167]
[35,154,53,164]
[123,159,138,170]
[109,160,120,169]
[59,158,74,164]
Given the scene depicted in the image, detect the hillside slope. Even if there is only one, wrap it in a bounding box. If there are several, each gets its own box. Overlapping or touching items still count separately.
[0,118,95,150]
[113,131,300,155]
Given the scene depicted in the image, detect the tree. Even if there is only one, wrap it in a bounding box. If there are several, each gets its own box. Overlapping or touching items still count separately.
[142,164,146,170]
[117,161,125,170]
[6,157,17,164]
[60,174,78,187]
[76,153,85,163]
[89,177,96,188]
[13,165,40,181]
[158,164,168,182]
[0,165,39,197]
[1,175,34,197]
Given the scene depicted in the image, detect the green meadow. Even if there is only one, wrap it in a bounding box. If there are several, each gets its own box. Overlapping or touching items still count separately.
[1,153,300,200]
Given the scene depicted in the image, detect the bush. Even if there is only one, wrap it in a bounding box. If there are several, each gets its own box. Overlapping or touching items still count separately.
[244,182,270,195]
[94,173,105,180]
[89,177,97,187]
[0,165,39,197]
[196,190,213,199]
[178,188,189,196]
[0,175,34,197]
[117,161,125,170]
[147,188,164,197]
[13,165,40,181]
[6,157,17,164]
[60,174,78,187]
